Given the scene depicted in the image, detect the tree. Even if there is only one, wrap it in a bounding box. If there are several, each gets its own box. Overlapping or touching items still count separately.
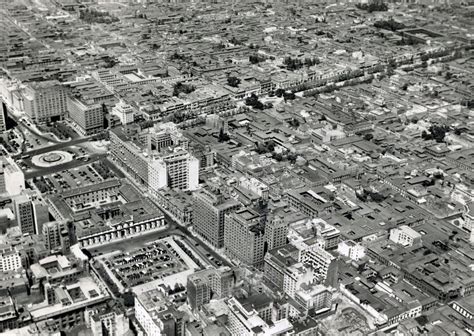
[245,94,264,110]
[283,91,296,101]
[173,82,195,96]
[275,89,285,98]
[288,118,300,128]
[227,76,241,88]
[364,133,374,141]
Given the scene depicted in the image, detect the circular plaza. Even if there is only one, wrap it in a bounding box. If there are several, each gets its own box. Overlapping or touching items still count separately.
[31,151,73,168]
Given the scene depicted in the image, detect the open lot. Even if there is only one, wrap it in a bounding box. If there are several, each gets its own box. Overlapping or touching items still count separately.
[104,240,189,288]
[29,160,117,194]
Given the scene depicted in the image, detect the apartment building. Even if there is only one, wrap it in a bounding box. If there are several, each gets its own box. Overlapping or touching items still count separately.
[224,208,265,269]
[23,81,67,123]
[193,187,240,248]
[67,97,104,135]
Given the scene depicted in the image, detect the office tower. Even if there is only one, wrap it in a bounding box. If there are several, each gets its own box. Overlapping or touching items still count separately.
[224,208,266,269]
[110,125,199,192]
[111,100,135,125]
[0,245,22,272]
[32,200,49,236]
[298,241,338,287]
[294,284,333,315]
[187,275,210,311]
[188,267,235,306]
[13,194,35,235]
[266,211,289,250]
[193,187,240,248]
[67,97,104,135]
[22,80,67,123]
[225,297,293,336]
[42,221,70,254]
[1,156,25,196]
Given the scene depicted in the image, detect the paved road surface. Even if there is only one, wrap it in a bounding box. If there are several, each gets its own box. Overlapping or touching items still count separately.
[24,153,107,179]
[87,210,232,268]
[13,136,93,159]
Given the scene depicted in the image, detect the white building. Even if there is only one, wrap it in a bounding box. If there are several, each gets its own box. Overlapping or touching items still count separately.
[338,240,366,261]
[0,245,22,272]
[294,284,333,314]
[67,97,103,135]
[389,225,421,247]
[225,297,293,336]
[22,80,67,123]
[110,127,200,192]
[283,263,314,299]
[297,240,337,287]
[1,156,25,196]
[111,100,135,125]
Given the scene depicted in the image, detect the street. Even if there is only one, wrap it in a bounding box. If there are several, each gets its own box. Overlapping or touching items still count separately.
[87,210,232,268]
[13,136,94,159]
[24,153,108,179]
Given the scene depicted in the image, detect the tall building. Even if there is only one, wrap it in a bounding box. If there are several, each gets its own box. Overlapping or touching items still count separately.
[224,208,266,269]
[0,244,22,272]
[338,240,365,261]
[32,200,49,236]
[135,288,185,336]
[297,241,338,287]
[22,81,67,123]
[110,125,199,192]
[42,221,70,254]
[266,211,290,251]
[294,284,333,315]
[389,225,422,247]
[187,274,211,311]
[193,187,240,248]
[111,100,135,125]
[225,297,293,336]
[13,194,36,235]
[187,267,235,310]
[67,97,104,135]
[1,156,25,196]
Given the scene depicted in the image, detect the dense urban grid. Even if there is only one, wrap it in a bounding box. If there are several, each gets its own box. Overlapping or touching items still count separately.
[0,0,472,335]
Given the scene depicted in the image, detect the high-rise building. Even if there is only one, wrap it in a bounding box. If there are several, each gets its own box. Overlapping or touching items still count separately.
[0,244,22,272]
[67,97,104,135]
[13,194,35,235]
[187,267,235,310]
[266,211,290,251]
[337,240,365,261]
[193,187,240,248]
[297,241,338,287]
[22,80,67,123]
[110,125,199,192]
[135,288,185,336]
[111,100,135,125]
[187,274,211,311]
[224,208,266,269]
[32,200,49,236]
[1,156,25,196]
[294,284,333,315]
[42,221,70,254]
[225,297,293,336]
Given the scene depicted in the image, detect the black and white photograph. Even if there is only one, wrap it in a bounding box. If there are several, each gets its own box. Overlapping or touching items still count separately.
[0,0,472,335]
